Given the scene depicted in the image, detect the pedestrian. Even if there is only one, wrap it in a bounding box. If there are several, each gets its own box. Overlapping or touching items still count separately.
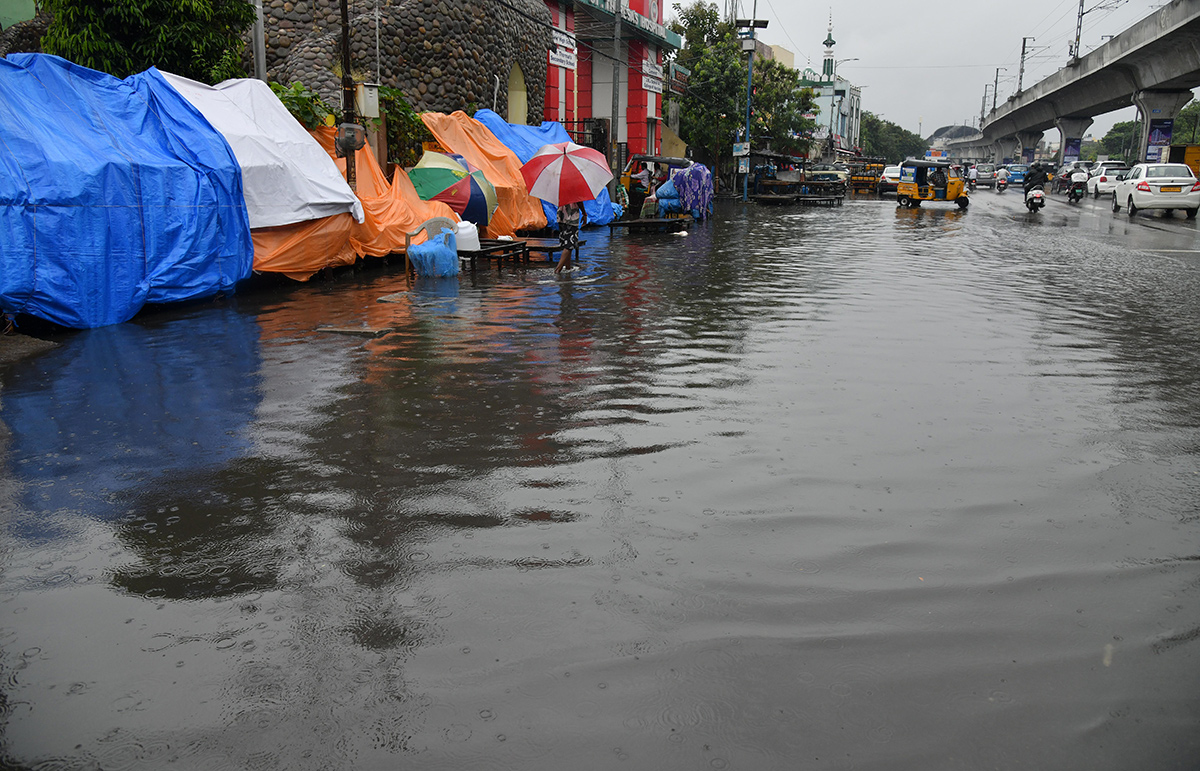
[555,201,581,273]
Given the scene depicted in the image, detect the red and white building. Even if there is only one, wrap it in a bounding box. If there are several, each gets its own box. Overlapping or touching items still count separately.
[541,0,683,161]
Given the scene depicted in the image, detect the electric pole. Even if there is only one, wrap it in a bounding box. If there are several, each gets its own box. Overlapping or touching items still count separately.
[993,68,1005,111]
[1018,37,1034,93]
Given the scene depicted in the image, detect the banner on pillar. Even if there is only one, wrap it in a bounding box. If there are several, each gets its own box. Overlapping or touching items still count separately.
[1146,118,1173,162]
[1063,137,1081,164]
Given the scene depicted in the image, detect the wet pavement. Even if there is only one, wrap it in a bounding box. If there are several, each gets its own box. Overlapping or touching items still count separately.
[1,192,1199,769]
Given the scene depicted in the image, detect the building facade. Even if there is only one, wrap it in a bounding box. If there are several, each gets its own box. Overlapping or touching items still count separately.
[542,0,682,163]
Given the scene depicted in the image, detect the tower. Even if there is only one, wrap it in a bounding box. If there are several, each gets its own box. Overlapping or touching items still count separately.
[821,17,835,81]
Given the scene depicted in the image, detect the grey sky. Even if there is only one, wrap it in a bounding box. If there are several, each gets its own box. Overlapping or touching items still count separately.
[691,0,1190,142]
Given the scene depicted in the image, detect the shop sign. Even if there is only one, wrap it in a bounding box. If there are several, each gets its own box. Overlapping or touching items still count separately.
[642,60,664,94]
[668,62,689,95]
[574,0,682,48]
[549,48,577,70]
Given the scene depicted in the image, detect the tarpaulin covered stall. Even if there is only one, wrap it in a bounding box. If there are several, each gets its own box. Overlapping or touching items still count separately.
[473,109,617,227]
[160,73,365,229]
[420,111,547,236]
[0,55,253,329]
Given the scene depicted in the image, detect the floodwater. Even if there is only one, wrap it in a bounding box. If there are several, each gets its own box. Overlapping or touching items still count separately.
[1,196,1199,769]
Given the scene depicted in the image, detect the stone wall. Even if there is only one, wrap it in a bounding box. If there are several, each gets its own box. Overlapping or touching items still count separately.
[0,0,552,123]
[263,0,551,123]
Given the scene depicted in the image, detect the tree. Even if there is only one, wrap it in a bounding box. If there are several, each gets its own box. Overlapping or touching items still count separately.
[750,57,816,156]
[41,0,254,83]
[858,111,925,162]
[1172,100,1200,145]
[669,2,743,182]
[1099,119,1139,161]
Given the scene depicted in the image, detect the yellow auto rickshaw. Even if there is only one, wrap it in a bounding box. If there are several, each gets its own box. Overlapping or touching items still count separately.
[896,159,969,209]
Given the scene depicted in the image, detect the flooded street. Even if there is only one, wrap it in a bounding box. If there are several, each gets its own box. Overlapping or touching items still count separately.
[2,193,1199,769]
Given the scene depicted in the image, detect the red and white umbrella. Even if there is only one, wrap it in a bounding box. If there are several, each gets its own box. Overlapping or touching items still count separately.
[520,142,613,206]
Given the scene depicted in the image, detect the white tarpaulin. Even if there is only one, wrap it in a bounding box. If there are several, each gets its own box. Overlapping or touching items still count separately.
[162,72,365,229]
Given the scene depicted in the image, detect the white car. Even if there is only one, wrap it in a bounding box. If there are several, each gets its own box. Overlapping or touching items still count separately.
[1087,166,1128,198]
[1111,162,1200,218]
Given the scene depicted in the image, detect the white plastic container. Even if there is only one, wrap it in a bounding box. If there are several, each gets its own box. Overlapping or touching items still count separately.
[454,221,480,252]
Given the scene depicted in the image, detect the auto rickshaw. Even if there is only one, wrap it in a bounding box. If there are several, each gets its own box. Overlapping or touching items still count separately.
[896,159,969,209]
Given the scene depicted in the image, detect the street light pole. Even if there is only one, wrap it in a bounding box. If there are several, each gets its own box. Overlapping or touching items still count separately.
[735,8,767,202]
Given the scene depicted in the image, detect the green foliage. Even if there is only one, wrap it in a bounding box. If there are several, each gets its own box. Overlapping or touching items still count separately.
[379,86,433,168]
[40,0,255,83]
[269,82,334,130]
[751,58,816,156]
[1099,119,1139,160]
[668,2,743,177]
[1172,100,1200,146]
[859,112,926,163]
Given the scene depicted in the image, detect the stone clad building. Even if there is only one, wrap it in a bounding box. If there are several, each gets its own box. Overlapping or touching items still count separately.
[263,0,552,123]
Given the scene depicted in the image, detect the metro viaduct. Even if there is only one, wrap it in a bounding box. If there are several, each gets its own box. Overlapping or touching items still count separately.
[948,0,1200,164]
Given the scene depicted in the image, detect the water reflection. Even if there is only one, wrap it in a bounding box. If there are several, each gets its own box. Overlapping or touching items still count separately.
[1,202,1199,768]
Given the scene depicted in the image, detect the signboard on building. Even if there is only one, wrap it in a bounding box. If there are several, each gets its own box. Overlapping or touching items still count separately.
[574,0,683,48]
[642,60,664,94]
[732,142,749,157]
[1146,118,1173,162]
[552,29,576,50]
[668,62,689,95]
[549,48,577,70]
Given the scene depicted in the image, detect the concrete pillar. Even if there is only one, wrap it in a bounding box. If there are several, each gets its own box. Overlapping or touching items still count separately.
[995,136,1020,164]
[1016,130,1043,164]
[1054,116,1093,164]
[1133,90,1193,163]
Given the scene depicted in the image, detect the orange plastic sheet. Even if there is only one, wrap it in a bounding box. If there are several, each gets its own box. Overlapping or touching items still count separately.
[250,127,457,280]
[420,111,547,237]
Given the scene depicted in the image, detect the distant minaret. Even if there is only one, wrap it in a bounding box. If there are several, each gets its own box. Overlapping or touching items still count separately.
[821,16,836,81]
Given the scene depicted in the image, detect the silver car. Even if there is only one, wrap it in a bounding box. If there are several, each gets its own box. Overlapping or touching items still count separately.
[973,163,997,188]
[1111,162,1200,217]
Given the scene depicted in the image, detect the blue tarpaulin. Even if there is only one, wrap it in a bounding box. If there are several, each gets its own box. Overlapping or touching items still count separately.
[473,109,617,228]
[0,55,253,329]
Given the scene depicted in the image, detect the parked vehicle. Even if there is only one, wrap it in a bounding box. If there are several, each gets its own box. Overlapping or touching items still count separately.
[896,159,969,209]
[877,165,901,195]
[1111,162,1200,218]
[1086,166,1129,198]
[974,163,997,188]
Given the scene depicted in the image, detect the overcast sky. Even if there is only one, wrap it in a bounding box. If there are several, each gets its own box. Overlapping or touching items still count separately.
[692,0,1192,141]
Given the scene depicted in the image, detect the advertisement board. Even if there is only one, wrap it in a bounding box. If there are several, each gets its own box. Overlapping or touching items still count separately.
[1063,137,1081,164]
[1146,118,1174,162]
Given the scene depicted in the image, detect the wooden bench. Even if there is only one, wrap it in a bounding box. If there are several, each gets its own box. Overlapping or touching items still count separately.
[523,237,587,272]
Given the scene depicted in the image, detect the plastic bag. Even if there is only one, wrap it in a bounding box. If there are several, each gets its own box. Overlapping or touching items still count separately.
[407,227,460,276]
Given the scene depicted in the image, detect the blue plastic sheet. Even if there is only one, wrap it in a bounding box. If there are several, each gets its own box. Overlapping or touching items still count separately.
[0,55,253,328]
[407,228,460,277]
[473,109,617,228]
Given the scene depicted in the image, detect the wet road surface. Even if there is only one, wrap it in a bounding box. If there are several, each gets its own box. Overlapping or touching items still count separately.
[2,192,1199,769]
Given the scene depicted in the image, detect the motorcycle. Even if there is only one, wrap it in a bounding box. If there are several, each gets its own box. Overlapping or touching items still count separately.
[1066,180,1087,203]
[1025,185,1046,212]
[996,178,1008,193]
[968,177,978,191]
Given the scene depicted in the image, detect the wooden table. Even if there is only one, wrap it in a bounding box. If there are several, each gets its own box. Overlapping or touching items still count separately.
[458,238,528,270]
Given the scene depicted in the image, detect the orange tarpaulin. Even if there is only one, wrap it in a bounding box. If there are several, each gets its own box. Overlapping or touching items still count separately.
[250,127,457,280]
[420,111,547,237]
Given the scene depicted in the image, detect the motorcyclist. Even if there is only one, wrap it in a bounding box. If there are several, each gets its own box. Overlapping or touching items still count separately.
[1069,167,1089,195]
[968,165,979,187]
[1024,161,1048,198]
[995,166,1010,187]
